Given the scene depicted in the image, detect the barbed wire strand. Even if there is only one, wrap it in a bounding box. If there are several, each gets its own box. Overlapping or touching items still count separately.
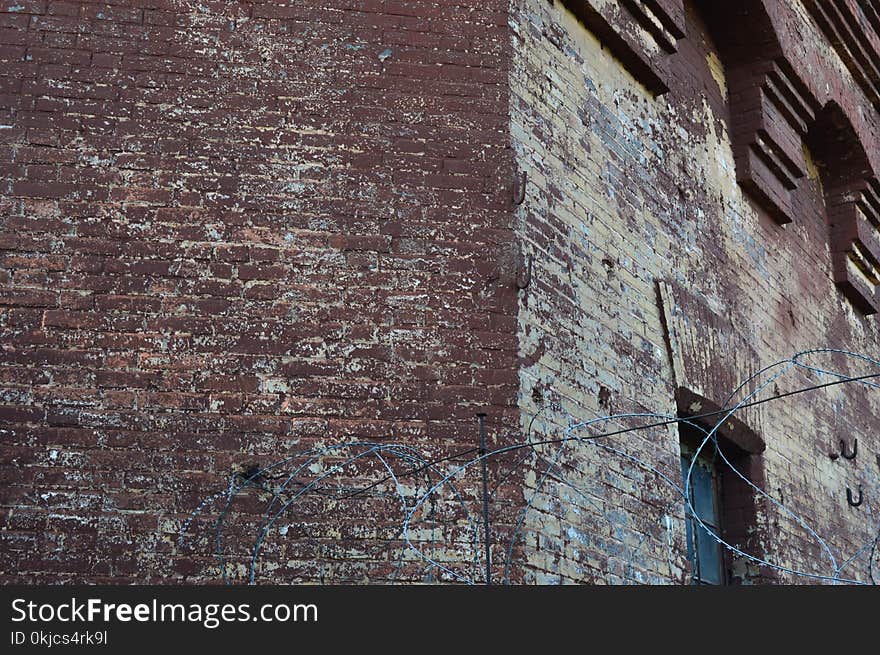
[179,349,880,585]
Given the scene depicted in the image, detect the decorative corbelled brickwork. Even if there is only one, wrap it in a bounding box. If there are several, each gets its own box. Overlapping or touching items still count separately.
[698,1,880,313]
[804,0,880,112]
[558,0,687,95]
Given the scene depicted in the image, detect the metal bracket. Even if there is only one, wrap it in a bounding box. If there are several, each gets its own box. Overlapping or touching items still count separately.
[840,439,858,460]
[847,485,863,507]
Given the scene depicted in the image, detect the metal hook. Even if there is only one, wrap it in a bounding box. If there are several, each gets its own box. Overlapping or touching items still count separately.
[846,485,863,507]
[840,438,858,460]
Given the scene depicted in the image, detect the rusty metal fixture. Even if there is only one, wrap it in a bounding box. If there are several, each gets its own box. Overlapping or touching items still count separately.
[847,486,863,507]
[840,439,858,460]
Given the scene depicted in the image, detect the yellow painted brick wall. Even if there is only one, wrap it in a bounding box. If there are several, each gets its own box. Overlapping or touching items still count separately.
[510,0,880,584]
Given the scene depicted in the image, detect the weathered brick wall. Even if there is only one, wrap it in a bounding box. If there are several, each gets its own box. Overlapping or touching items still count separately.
[0,0,521,583]
[3,0,878,586]
[511,0,880,583]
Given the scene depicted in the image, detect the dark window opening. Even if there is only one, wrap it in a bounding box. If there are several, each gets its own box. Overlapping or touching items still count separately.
[676,388,768,585]
[680,421,727,585]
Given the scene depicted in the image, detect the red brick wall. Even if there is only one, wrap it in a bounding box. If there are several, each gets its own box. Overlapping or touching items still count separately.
[5,0,878,587]
[0,0,519,583]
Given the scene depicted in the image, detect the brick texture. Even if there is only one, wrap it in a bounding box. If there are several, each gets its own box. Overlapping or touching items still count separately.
[512,0,880,584]
[2,0,880,585]
[0,0,521,583]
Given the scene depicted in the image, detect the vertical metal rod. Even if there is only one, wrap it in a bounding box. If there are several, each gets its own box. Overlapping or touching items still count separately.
[477,412,491,585]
